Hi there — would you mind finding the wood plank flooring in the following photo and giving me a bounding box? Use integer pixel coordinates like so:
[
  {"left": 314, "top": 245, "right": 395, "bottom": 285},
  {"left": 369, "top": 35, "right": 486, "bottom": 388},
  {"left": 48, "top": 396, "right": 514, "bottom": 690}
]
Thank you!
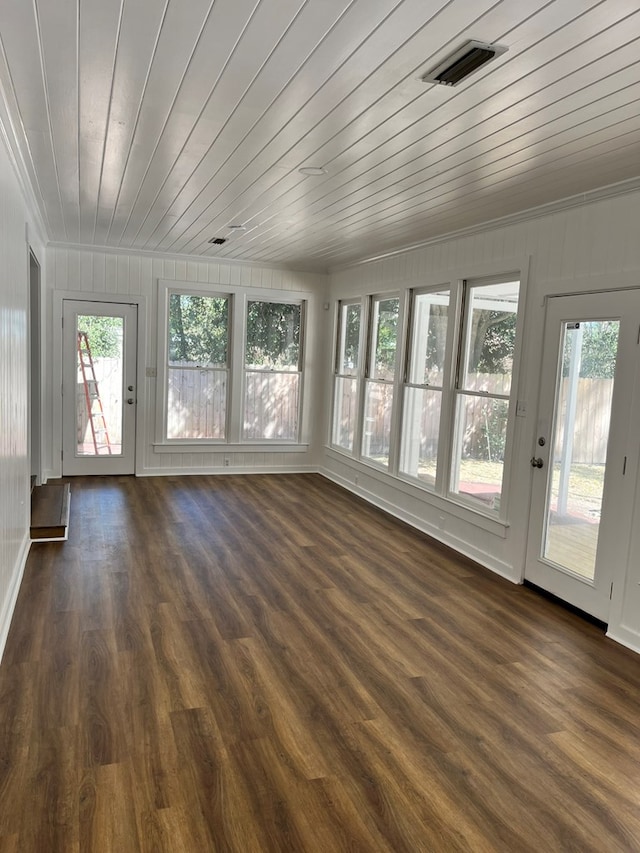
[{"left": 2, "top": 473, "right": 640, "bottom": 852}]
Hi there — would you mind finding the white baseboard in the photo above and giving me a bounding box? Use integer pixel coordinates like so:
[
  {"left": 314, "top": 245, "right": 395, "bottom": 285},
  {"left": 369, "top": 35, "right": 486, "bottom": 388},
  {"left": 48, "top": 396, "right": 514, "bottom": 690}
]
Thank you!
[
  {"left": 139, "top": 464, "right": 318, "bottom": 477},
  {"left": 0, "top": 533, "right": 31, "bottom": 665},
  {"left": 320, "top": 468, "right": 519, "bottom": 583},
  {"left": 606, "top": 625, "right": 640, "bottom": 656}
]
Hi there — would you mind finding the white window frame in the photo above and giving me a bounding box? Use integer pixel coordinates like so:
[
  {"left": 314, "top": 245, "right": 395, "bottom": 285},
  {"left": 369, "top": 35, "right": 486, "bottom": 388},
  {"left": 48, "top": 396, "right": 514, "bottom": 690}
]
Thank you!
[
  {"left": 243, "top": 297, "right": 305, "bottom": 443},
  {"left": 361, "top": 292, "right": 403, "bottom": 471},
  {"left": 155, "top": 279, "right": 309, "bottom": 451},
  {"left": 398, "top": 282, "right": 458, "bottom": 493},
  {"left": 330, "top": 298, "right": 365, "bottom": 454},
  {"left": 163, "top": 286, "right": 231, "bottom": 443}
]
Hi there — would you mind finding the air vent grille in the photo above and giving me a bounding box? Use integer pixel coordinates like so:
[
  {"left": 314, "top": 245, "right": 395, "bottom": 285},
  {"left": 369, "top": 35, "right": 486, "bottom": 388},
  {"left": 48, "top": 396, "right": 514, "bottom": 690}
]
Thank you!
[
  {"left": 422, "top": 40, "right": 507, "bottom": 87},
  {"left": 208, "top": 237, "right": 226, "bottom": 245}
]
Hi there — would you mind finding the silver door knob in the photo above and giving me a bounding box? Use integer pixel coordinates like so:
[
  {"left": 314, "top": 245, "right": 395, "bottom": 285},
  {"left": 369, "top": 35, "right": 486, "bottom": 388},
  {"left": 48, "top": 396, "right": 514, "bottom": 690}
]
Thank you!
[{"left": 530, "top": 456, "right": 544, "bottom": 468}]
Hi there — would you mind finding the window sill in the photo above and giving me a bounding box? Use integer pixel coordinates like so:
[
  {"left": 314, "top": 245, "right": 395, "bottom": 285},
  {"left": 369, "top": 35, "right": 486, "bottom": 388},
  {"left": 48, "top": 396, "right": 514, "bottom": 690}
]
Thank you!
[
  {"left": 153, "top": 442, "right": 310, "bottom": 454},
  {"left": 324, "top": 446, "right": 509, "bottom": 538}
]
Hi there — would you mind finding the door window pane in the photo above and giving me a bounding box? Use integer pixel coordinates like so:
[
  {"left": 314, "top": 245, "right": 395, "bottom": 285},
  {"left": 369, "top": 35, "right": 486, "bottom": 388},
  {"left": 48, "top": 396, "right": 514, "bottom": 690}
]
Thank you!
[
  {"left": 76, "top": 315, "right": 123, "bottom": 456},
  {"left": 543, "top": 320, "right": 619, "bottom": 580}
]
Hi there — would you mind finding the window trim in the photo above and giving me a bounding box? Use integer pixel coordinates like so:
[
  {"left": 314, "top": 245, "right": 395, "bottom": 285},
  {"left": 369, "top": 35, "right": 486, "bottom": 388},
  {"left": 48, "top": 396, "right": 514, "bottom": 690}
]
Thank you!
[{"left": 156, "top": 279, "right": 309, "bottom": 449}]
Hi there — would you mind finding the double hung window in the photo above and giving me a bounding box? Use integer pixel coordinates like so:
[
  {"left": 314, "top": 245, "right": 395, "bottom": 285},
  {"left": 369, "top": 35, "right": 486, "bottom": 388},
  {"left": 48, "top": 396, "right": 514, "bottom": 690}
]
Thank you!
[
  {"left": 400, "top": 288, "right": 451, "bottom": 489},
  {"left": 450, "top": 280, "right": 519, "bottom": 511},
  {"left": 332, "top": 301, "right": 362, "bottom": 452},
  {"left": 167, "top": 292, "right": 229, "bottom": 440},
  {"left": 159, "top": 283, "right": 306, "bottom": 446},
  {"left": 362, "top": 296, "right": 400, "bottom": 468},
  {"left": 244, "top": 300, "right": 303, "bottom": 441}
]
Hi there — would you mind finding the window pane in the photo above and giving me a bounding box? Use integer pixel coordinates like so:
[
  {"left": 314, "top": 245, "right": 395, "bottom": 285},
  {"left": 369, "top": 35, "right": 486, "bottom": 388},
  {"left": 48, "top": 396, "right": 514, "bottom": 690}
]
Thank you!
[
  {"left": 169, "top": 293, "right": 228, "bottom": 367},
  {"left": 463, "top": 282, "right": 519, "bottom": 394},
  {"left": 370, "top": 297, "right": 399, "bottom": 381},
  {"left": 167, "top": 368, "right": 227, "bottom": 439},
  {"left": 408, "top": 291, "right": 449, "bottom": 385},
  {"left": 244, "top": 371, "right": 299, "bottom": 440},
  {"left": 400, "top": 387, "right": 442, "bottom": 487},
  {"left": 451, "top": 395, "right": 509, "bottom": 510},
  {"left": 76, "top": 315, "right": 124, "bottom": 456},
  {"left": 246, "top": 301, "right": 301, "bottom": 370},
  {"left": 362, "top": 381, "right": 394, "bottom": 467},
  {"left": 544, "top": 320, "right": 619, "bottom": 580},
  {"left": 332, "top": 376, "right": 358, "bottom": 451},
  {"left": 338, "top": 303, "right": 361, "bottom": 375}
]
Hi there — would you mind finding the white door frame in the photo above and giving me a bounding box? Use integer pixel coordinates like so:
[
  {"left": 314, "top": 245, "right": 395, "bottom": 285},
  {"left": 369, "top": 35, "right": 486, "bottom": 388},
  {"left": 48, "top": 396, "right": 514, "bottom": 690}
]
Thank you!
[
  {"left": 52, "top": 290, "right": 147, "bottom": 478},
  {"left": 524, "top": 288, "right": 640, "bottom": 621}
]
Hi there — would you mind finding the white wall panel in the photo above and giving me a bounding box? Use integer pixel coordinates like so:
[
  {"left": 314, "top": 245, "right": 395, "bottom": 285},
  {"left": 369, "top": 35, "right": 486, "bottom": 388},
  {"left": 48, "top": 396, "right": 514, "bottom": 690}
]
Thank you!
[
  {"left": 0, "top": 127, "right": 44, "bottom": 661},
  {"left": 45, "top": 247, "right": 328, "bottom": 479},
  {"left": 325, "top": 188, "right": 640, "bottom": 649}
]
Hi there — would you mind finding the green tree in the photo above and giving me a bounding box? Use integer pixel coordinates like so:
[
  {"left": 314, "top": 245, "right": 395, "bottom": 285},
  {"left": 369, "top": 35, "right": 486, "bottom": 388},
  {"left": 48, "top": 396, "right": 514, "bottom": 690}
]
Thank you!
[
  {"left": 168, "top": 294, "right": 228, "bottom": 366},
  {"left": 78, "top": 315, "right": 122, "bottom": 358}
]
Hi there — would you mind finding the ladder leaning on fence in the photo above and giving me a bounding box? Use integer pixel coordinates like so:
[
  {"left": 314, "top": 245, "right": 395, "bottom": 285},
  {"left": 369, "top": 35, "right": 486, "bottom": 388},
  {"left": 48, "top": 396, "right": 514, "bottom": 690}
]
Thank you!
[{"left": 77, "top": 331, "right": 113, "bottom": 455}]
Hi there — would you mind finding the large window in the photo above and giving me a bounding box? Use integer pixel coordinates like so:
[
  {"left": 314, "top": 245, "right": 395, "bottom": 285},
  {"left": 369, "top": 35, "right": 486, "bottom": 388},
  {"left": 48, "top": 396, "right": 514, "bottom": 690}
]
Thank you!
[
  {"left": 332, "top": 301, "right": 362, "bottom": 452},
  {"left": 243, "top": 300, "right": 302, "bottom": 441},
  {"left": 158, "top": 283, "right": 308, "bottom": 447},
  {"left": 331, "top": 275, "right": 521, "bottom": 520},
  {"left": 167, "top": 292, "right": 229, "bottom": 439},
  {"left": 400, "top": 288, "right": 450, "bottom": 488},
  {"left": 362, "top": 296, "right": 400, "bottom": 468}
]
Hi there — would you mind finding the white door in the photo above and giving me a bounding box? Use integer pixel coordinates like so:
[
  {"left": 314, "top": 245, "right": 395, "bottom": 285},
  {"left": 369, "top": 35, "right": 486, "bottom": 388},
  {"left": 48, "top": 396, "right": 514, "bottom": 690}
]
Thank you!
[
  {"left": 62, "top": 300, "right": 138, "bottom": 475},
  {"left": 525, "top": 290, "right": 640, "bottom": 622}
]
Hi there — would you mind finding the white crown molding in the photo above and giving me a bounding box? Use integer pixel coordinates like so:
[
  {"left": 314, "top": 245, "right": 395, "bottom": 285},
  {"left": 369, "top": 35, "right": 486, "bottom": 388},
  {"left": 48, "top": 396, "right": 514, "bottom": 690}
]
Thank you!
[
  {"left": 48, "top": 240, "right": 328, "bottom": 278},
  {"left": 330, "top": 175, "right": 640, "bottom": 274}
]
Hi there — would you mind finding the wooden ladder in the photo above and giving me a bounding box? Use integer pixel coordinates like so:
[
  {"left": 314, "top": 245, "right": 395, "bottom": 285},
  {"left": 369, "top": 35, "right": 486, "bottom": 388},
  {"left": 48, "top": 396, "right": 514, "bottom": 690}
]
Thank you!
[{"left": 77, "top": 331, "right": 112, "bottom": 455}]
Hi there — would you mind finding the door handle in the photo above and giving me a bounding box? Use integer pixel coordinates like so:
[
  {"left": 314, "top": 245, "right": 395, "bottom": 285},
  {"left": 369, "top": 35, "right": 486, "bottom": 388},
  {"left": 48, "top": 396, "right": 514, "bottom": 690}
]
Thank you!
[
  {"left": 530, "top": 457, "right": 544, "bottom": 469},
  {"left": 127, "top": 398, "right": 135, "bottom": 405}
]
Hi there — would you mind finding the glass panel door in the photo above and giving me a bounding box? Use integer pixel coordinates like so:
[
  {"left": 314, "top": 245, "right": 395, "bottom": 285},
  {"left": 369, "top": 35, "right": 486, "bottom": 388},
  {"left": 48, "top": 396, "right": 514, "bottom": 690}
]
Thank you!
[
  {"left": 525, "top": 291, "right": 640, "bottom": 621},
  {"left": 63, "top": 300, "right": 138, "bottom": 475},
  {"left": 543, "top": 321, "right": 619, "bottom": 580}
]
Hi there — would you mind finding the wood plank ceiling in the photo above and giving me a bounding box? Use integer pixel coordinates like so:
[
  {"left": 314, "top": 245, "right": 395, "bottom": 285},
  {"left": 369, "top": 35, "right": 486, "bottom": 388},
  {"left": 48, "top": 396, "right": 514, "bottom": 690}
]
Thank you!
[{"left": 0, "top": 0, "right": 639, "bottom": 271}]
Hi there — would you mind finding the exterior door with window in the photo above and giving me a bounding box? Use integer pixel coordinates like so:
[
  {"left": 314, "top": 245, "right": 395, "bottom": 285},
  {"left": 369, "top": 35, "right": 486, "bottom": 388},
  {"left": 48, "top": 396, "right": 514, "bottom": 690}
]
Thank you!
[
  {"left": 62, "top": 300, "right": 138, "bottom": 475},
  {"left": 524, "top": 290, "right": 640, "bottom": 621}
]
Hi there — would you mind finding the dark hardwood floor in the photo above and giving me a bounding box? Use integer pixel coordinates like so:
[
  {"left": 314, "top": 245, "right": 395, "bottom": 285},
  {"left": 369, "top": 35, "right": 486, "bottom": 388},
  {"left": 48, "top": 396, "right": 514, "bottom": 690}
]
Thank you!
[{"left": 1, "top": 473, "right": 640, "bottom": 852}]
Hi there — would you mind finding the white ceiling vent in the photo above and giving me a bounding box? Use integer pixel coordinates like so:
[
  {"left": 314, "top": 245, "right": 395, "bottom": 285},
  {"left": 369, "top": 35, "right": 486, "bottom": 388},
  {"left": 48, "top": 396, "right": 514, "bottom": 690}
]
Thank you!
[{"left": 421, "top": 40, "right": 508, "bottom": 86}]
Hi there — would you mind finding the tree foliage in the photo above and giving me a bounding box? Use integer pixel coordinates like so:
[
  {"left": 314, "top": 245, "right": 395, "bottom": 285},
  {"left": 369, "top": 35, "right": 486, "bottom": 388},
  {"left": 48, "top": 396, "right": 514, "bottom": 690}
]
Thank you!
[
  {"left": 168, "top": 294, "right": 228, "bottom": 366},
  {"left": 246, "top": 301, "right": 301, "bottom": 369},
  {"left": 78, "top": 315, "right": 122, "bottom": 359}
]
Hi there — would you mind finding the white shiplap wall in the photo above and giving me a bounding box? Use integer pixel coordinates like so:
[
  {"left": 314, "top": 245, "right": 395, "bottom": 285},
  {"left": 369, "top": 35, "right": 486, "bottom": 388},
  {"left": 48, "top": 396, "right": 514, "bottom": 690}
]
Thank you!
[
  {"left": 324, "top": 189, "right": 640, "bottom": 651},
  {"left": 45, "top": 248, "right": 328, "bottom": 478},
  {"left": 0, "top": 130, "right": 43, "bottom": 660}
]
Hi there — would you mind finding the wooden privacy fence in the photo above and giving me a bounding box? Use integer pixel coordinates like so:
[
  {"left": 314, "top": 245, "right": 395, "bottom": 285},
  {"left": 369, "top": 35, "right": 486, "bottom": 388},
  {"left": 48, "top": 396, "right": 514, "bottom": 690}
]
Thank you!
[
  {"left": 336, "top": 374, "right": 613, "bottom": 464},
  {"left": 166, "top": 365, "right": 299, "bottom": 440}
]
